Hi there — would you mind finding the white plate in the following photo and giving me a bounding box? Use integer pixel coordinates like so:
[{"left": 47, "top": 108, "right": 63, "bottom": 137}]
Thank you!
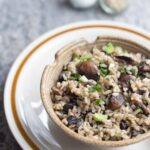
[{"left": 4, "top": 21, "right": 150, "bottom": 150}]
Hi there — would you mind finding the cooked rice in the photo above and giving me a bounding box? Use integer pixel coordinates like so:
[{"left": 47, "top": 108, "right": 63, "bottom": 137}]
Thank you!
[{"left": 51, "top": 42, "right": 150, "bottom": 141}]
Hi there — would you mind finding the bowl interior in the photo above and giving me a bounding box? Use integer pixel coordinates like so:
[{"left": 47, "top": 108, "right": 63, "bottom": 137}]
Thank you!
[{"left": 41, "top": 36, "right": 150, "bottom": 147}]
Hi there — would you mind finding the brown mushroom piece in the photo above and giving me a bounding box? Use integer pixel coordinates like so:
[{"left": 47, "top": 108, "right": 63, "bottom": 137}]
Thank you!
[
  {"left": 138, "top": 62, "right": 150, "bottom": 73},
  {"left": 107, "top": 94, "right": 125, "bottom": 110},
  {"left": 119, "top": 73, "right": 131, "bottom": 90},
  {"left": 115, "top": 56, "right": 134, "bottom": 64},
  {"left": 80, "top": 81, "right": 95, "bottom": 87},
  {"left": 77, "top": 61, "right": 99, "bottom": 80},
  {"left": 132, "top": 99, "right": 150, "bottom": 115},
  {"left": 130, "top": 128, "right": 140, "bottom": 138}
]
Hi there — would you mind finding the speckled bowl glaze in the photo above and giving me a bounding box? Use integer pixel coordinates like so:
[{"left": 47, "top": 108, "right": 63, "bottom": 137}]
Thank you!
[{"left": 40, "top": 36, "right": 150, "bottom": 147}]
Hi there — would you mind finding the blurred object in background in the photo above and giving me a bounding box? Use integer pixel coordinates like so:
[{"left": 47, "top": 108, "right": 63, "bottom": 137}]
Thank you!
[
  {"left": 69, "top": 0, "right": 128, "bottom": 15},
  {"left": 69, "top": 0, "right": 97, "bottom": 9},
  {"left": 99, "top": 0, "right": 128, "bottom": 15}
]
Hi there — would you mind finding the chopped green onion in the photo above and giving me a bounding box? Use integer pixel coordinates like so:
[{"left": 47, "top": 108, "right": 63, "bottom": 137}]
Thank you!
[
  {"left": 72, "top": 53, "right": 80, "bottom": 60},
  {"left": 99, "top": 59, "right": 104, "bottom": 64},
  {"left": 80, "top": 56, "right": 95, "bottom": 62},
  {"left": 95, "top": 99, "right": 104, "bottom": 106},
  {"left": 113, "top": 133, "right": 121, "bottom": 138},
  {"left": 119, "top": 65, "right": 126, "bottom": 73},
  {"left": 63, "top": 66, "right": 68, "bottom": 71},
  {"left": 104, "top": 42, "right": 114, "bottom": 54},
  {"left": 137, "top": 108, "right": 143, "bottom": 113},
  {"left": 69, "top": 73, "right": 80, "bottom": 80},
  {"left": 99, "top": 67, "right": 109, "bottom": 77},
  {"left": 93, "top": 113, "right": 108, "bottom": 122},
  {"left": 130, "top": 68, "right": 136, "bottom": 76},
  {"left": 88, "top": 84, "right": 103, "bottom": 92},
  {"left": 79, "top": 75, "right": 88, "bottom": 82}
]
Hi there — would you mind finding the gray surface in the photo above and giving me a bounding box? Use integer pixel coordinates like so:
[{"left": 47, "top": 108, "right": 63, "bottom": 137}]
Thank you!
[{"left": 0, "top": 0, "right": 150, "bottom": 149}]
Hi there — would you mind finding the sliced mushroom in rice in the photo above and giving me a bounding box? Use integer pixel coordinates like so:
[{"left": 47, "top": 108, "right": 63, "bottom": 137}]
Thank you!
[
  {"left": 138, "top": 62, "right": 150, "bottom": 74},
  {"left": 118, "top": 73, "right": 132, "bottom": 90},
  {"left": 131, "top": 99, "right": 150, "bottom": 115},
  {"left": 107, "top": 94, "right": 125, "bottom": 110},
  {"left": 77, "top": 61, "right": 99, "bottom": 80},
  {"left": 115, "top": 55, "right": 134, "bottom": 64}
]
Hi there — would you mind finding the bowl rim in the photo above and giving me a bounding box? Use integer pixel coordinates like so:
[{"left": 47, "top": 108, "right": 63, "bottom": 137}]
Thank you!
[{"left": 41, "top": 36, "right": 150, "bottom": 147}]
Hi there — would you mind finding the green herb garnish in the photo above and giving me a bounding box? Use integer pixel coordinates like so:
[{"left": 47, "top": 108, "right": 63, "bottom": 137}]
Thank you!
[
  {"left": 130, "top": 68, "right": 136, "bottom": 76},
  {"left": 80, "top": 56, "right": 95, "bottom": 62},
  {"left": 137, "top": 108, "right": 143, "bottom": 113},
  {"left": 112, "top": 133, "right": 121, "bottom": 140},
  {"left": 119, "top": 65, "right": 126, "bottom": 73},
  {"left": 99, "top": 67, "right": 109, "bottom": 77},
  {"left": 72, "top": 53, "right": 80, "bottom": 60},
  {"left": 93, "top": 113, "right": 108, "bottom": 122},
  {"left": 79, "top": 75, "right": 88, "bottom": 82},
  {"left": 95, "top": 99, "right": 104, "bottom": 106},
  {"left": 69, "top": 73, "right": 80, "bottom": 80},
  {"left": 104, "top": 42, "right": 114, "bottom": 54},
  {"left": 99, "top": 59, "right": 104, "bottom": 64},
  {"left": 63, "top": 66, "right": 68, "bottom": 71},
  {"left": 89, "top": 84, "right": 103, "bottom": 92}
]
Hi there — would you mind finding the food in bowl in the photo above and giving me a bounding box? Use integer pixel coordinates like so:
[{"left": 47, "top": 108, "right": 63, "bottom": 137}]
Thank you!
[{"left": 50, "top": 41, "right": 150, "bottom": 141}]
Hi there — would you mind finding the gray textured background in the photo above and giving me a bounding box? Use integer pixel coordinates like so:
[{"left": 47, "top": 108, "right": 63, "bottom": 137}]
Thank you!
[{"left": 0, "top": 0, "right": 150, "bottom": 149}]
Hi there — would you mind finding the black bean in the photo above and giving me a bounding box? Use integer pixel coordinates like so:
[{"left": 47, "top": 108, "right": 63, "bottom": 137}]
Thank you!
[
  {"left": 58, "top": 73, "right": 64, "bottom": 82},
  {"left": 138, "top": 90, "right": 145, "bottom": 95},
  {"left": 63, "top": 103, "right": 74, "bottom": 113},
  {"left": 70, "top": 97, "right": 78, "bottom": 105},
  {"left": 67, "top": 93, "right": 78, "bottom": 104},
  {"left": 67, "top": 116, "right": 77, "bottom": 125},
  {"left": 120, "top": 120, "right": 129, "bottom": 130},
  {"left": 80, "top": 111, "right": 90, "bottom": 120},
  {"left": 107, "top": 94, "right": 125, "bottom": 110},
  {"left": 67, "top": 116, "right": 82, "bottom": 127}
]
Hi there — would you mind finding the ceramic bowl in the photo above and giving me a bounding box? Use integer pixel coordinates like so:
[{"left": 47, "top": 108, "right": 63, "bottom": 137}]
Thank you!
[{"left": 41, "top": 36, "right": 150, "bottom": 147}]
